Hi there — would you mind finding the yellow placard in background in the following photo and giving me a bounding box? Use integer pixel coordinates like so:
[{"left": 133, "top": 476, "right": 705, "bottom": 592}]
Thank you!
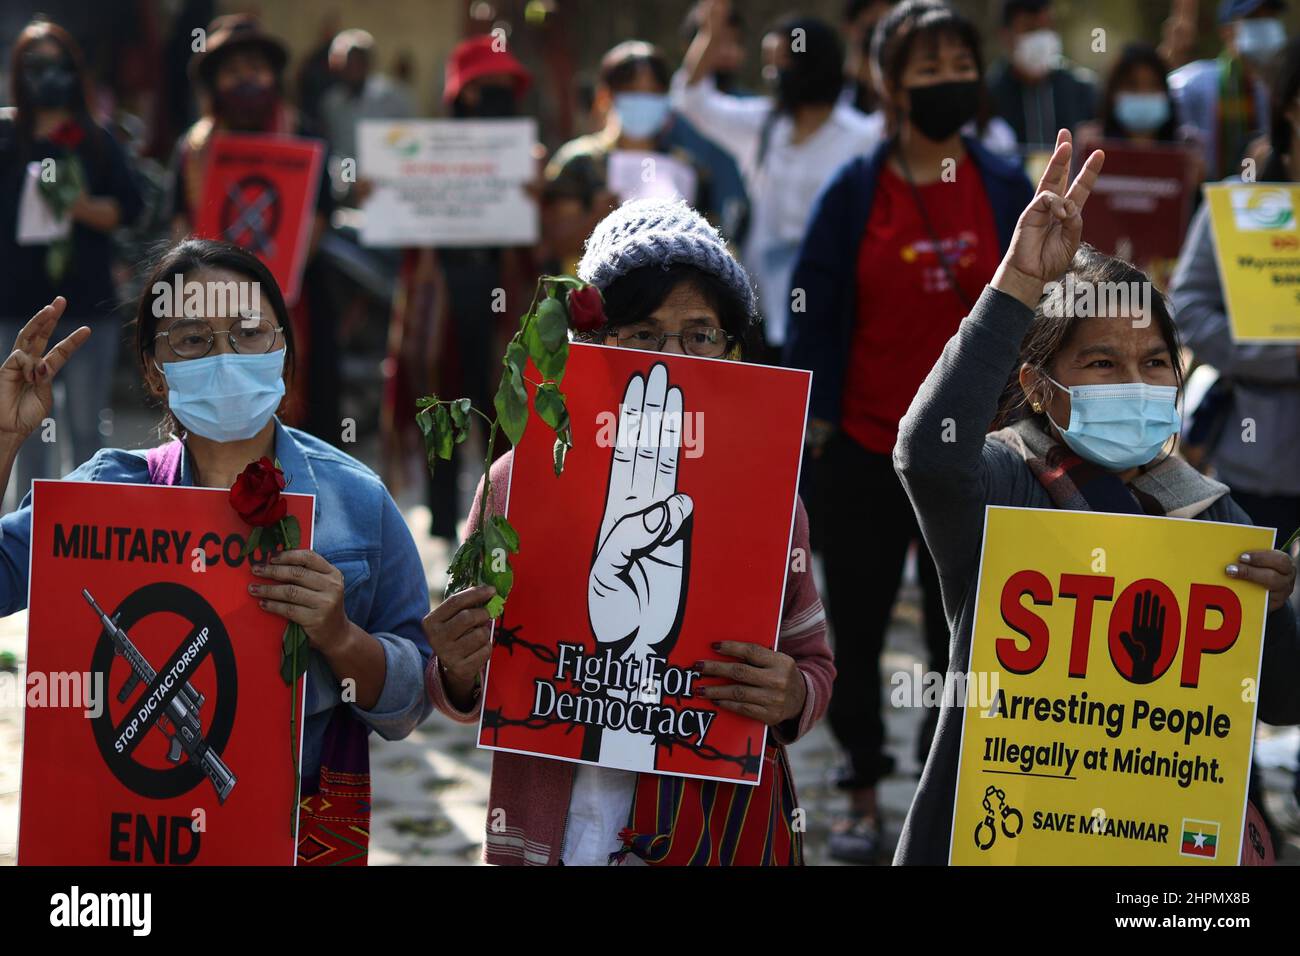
[
  {"left": 1204, "top": 183, "right": 1300, "bottom": 341},
  {"left": 950, "top": 507, "right": 1272, "bottom": 865}
]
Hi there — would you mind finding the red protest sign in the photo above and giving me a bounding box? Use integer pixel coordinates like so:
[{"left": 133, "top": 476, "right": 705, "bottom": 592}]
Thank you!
[
  {"left": 17, "top": 480, "right": 314, "bottom": 865},
  {"left": 1076, "top": 139, "right": 1198, "bottom": 275},
  {"left": 192, "top": 133, "right": 324, "bottom": 306},
  {"left": 478, "top": 344, "right": 811, "bottom": 784}
]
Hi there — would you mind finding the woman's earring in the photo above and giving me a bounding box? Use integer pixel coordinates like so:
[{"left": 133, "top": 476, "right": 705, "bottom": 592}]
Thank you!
[{"left": 1031, "top": 400, "right": 1043, "bottom": 414}]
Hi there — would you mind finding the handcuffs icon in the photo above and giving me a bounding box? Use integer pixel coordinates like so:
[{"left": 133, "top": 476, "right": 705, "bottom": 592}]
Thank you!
[{"left": 974, "top": 785, "right": 1024, "bottom": 850}]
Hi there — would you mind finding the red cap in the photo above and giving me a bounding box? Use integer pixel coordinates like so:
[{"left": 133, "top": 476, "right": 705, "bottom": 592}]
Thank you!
[{"left": 443, "top": 34, "right": 532, "bottom": 106}]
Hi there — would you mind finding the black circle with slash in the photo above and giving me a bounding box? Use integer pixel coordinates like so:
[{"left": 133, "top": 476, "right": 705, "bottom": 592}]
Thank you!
[{"left": 87, "top": 583, "right": 238, "bottom": 802}]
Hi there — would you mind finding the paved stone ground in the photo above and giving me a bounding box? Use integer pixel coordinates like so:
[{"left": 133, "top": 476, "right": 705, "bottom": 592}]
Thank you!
[{"left": 1, "top": 399, "right": 1297, "bottom": 866}]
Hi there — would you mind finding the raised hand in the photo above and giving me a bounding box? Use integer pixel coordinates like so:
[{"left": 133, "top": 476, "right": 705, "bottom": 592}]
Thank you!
[
  {"left": 1118, "top": 588, "right": 1165, "bottom": 684},
  {"left": 993, "top": 129, "right": 1106, "bottom": 309},
  {"left": 0, "top": 297, "right": 90, "bottom": 441}
]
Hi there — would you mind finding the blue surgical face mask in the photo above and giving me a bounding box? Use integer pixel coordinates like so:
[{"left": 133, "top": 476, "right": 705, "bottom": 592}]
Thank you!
[
  {"left": 613, "top": 92, "right": 671, "bottom": 139},
  {"left": 1041, "top": 374, "right": 1180, "bottom": 471},
  {"left": 1114, "top": 92, "right": 1170, "bottom": 133},
  {"left": 161, "top": 350, "right": 286, "bottom": 442},
  {"left": 1235, "top": 17, "right": 1287, "bottom": 65}
]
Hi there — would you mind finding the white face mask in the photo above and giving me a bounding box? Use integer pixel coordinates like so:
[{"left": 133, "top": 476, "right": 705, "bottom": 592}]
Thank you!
[
  {"left": 1012, "top": 29, "right": 1062, "bottom": 79},
  {"left": 1235, "top": 17, "right": 1287, "bottom": 66}
]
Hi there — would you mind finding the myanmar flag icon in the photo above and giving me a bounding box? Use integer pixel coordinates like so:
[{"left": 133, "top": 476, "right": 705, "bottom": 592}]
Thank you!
[{"left": 1180, "top": 819, "right": 1220, "bottom": 859}]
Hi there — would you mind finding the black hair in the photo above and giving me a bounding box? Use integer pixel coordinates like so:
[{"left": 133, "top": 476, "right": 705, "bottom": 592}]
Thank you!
[
  {"left": 766, "top": 16, "right": 844, "bottom": 107},
  {"left": 582, "top": 264, "right": 751, "bottom": 356},
  {"left": 872, "top": 1, "right": 985, "bottom": 92},
  {"left": 871, "top": 1, "right": 987, "bottom": 119},
  {"left": 680, "top": 2, "right": 744, "bottom": 44},
  {"left": 1000, "top": 0, "right": 1051, "bottom": 28},
  {"left": 844, "top": 0, "right": 892, "bottom": 23},
  {"left": 1100, "top": 43, "right": 1179, "bottom": 142},
  {"left": 135, "top": 239, "right": 295, "bottom": 436},
  {"left": 1263, "top": 36, "right": 1300, "bottom": 181},
  {"left": 599, "top": 41, "right": 670, "bottom": 92},
  {"left": 992, "top": 244, "right": 1184, "bottom": 429}
]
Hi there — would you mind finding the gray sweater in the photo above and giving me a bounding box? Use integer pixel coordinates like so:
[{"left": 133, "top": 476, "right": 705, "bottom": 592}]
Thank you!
[
  {"left": 891, "top": 284, "right": 1300, "bottom": 866},
  {"left": 1170, "top": 199, "right": 1300, "bottom": 497}
]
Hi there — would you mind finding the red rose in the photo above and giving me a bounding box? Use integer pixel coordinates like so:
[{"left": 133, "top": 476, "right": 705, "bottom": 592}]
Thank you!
[
  {"left": 566, "top": 285, "right": 606, "bottom": 333},
  {"left": 46, "top": 120, "right": 85, "bottom": 150},
  {"left": 229, "top": 457, "right": 287, "bottom": 526}
]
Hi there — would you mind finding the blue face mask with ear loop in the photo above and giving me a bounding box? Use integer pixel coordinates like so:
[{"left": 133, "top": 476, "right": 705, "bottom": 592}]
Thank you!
[
  {"left": 1235, "top": 17, "right": 1287, "bottom": 65},
  {"left": 1039, "top": 372, "right": 1181, "bottom": 471},
  {"left": 159, "top": 350, "right": 286, "bottom": 442},
  {"left": 612, "top": 92, "right": 672, "bottom": 139}
]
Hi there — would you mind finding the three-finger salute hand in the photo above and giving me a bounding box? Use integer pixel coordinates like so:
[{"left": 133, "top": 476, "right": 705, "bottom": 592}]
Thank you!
[
  {"left": 589, "top": 363, "right": 693, "bottom": 656},
  {"left": 0, "top": 297, "right": 90, "bottom": 440},
  {"left": 993, "top": 129, "right": 1106, "bottom": 309}
]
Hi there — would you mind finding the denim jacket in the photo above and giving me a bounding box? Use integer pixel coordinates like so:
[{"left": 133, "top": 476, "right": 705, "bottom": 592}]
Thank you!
[{"left": 0, "top": 419, "right": 433, "bottom": 781}]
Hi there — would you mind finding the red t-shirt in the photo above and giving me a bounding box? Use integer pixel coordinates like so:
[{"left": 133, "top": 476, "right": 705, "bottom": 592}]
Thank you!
[{"left": 840, "top": 156, "right": 1001, "bottom": 454}]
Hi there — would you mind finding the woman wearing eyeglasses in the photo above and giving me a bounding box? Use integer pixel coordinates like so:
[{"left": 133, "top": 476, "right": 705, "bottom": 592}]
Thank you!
[
  {"left": 423, "top": 198, "right": 835, "bottom": 866},
  {"left": 0, "top": 239, "right": 433, "bottom": 865}
]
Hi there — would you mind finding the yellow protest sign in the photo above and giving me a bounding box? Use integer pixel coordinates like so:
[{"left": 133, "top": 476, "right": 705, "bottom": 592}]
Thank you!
[
  {"left": 1204, "top": 183, "right": 1300, "bottom": 341},
  {"left": 950, "top": 507, "right": 1273, "bottom": 865}
]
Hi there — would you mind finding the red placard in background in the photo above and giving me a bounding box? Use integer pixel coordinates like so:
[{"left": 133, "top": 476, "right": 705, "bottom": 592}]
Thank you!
[
  {"left": 192, "top": 133, "right": 323, "bottom": 306},
  {"left": 18, "top": 481, "right": 313, "bottom": 865},
  {"left": 478, "top": 344, "right": 811, "bottom": 785},
  {"left": 1076, "top": 139, "right": 1199, "bottom": 277}
]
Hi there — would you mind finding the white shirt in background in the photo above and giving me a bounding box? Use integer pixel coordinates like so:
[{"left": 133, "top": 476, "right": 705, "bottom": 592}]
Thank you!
[{"left": 670, "top": 71, "right": 881, "bottom": 346}]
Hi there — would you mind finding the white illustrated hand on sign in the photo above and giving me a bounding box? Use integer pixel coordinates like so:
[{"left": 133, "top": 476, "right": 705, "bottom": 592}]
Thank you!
[{"left": 589, "top": 363, "right": 693, "bottom": 769}]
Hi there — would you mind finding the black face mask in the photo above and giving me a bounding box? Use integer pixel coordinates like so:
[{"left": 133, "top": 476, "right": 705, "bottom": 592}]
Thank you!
[
  {"left": 905, "top": 79, "right": 981, "bottom": 142},
  {"left": 215, "top": 80, "right": 278, "bottom": 130},
  {"left": 454, "top": 85, "right": 517, "bottom": 119},
  {"left": 713, "top": 70, "right": 739, "bottom": 95},
  {"left": 24, "top": 64, "right": 78, "bottom": 110}
]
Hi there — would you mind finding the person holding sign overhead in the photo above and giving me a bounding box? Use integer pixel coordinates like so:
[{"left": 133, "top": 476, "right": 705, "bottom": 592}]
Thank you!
[
  {"left": 892, "top": 128, "right": 1299, "bottom": 865},
  {"left": 0, "top": 240, "right": 433, "bottom": 865}
]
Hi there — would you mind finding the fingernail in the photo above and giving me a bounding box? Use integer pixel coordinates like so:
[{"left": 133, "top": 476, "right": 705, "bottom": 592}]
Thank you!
[
  {"left": 711, "top": 642, "right": 722, "bottom": 651},
  {"left": 643, "top": 504, "right": 666, "bottom": 532},
  {"left": 1226, "top": 564, "right": 1239, "bottom": 576},
  {"left": 248, "top": 584, "right": 258, "bottom": 594},
  {"left": 258, "top": 599, "right": 267, "bottom": 608},
  {"left": 1239, "top": 553, "right": 1251, "bottom": 563}
]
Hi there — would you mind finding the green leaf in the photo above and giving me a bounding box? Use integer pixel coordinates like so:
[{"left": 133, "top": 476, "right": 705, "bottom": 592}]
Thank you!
[
  {"left": 487, "top": 514, "right": 520, "bottom": 552},
  {"left": 445, "top": 531, "right": 485, "bottom": 598},
  {"left": 534, "top": 383, "right": 569, "bottom": 432},
  {"left": 279, "top": 623, "right": 310, "bottom": 685},
  {"left": 522, "top": 317, "right": 569, "bottom": 385},
  {"left": 416, "top": 407, "right": 439, "bottom": 475},
  {"left": 481, "top": 514, "right": 518, "bottom": 603},
  {"left": 494, "top": 344, "right": 529, "bottom": 446},
  {"left": 485, "top": 594, "right": 506, "bottom": 619},
  {"left": 535, "top": 298, "right": 568, "bottom": 351},
  {"left": 243, "top": 526, "right": 263, "bottom": 558},
  {"left": 553, "top": 427, "right": 573, "bottom": 477},
  {"left": 415, "top": 395, "right": 438, "bottom": 410},
  {"left": 433, "top": 403, "right": 454, "bottom": 460},
  {"left": 539, "top": 274, "right": 586, "bottom": 291},
  {"left": 281, "top": 515, "right": 302, "bottom": 551}
]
